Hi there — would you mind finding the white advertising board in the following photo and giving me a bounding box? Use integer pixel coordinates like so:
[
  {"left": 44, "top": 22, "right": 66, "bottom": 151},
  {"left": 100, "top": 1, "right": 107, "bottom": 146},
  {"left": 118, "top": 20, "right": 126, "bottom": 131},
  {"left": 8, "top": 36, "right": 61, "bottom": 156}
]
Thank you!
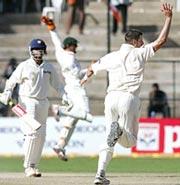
[{"left": 0, "top": 116, "right": 131, "bottom": 156}]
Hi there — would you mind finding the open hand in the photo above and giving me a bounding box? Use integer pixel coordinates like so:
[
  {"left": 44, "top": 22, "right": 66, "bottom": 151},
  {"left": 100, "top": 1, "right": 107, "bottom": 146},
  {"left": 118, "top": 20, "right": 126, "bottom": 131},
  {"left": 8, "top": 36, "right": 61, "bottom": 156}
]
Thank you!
[{"left": 161, "top": 3, "right": 173, "bottom": 17}]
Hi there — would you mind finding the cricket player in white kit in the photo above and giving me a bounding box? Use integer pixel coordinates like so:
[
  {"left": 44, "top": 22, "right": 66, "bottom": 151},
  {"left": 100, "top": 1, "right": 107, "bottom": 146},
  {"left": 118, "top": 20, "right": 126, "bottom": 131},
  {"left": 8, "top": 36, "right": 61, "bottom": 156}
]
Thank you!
[
  {"left": 0, "top": 39, "right": 65, "bottom": 177},
  {"left": 41, "top": 16, "right": 93, "bottom": 161},
  {"left": 81, "top": 3, "right": 173, "bottom": 184}
]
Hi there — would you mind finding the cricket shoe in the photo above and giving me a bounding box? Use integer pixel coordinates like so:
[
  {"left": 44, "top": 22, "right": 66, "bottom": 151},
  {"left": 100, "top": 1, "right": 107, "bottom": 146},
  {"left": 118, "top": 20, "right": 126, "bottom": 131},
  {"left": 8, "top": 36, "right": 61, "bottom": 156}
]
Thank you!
[
  {"left": 53, "top": 147, "right": 68, "bottom": 161},
  {"left": 107, "top": 121, "right": 123, "bottom": 147},
  {"left": 94, "top": 170, "right": 110, "bottom": 185},
  {"left": 25, "top": 167, "right": 42, "bottom": 177}
]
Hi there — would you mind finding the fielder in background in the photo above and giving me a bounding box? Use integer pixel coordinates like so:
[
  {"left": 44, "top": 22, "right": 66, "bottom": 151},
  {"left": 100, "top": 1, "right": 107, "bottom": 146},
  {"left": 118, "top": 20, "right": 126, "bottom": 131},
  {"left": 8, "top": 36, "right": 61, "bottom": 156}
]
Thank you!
[
  {"left": 111, "top": 0, "right": 133, "bottom": 34},
  {"left": 81, "top": 3, "right": 173, "bottom": 184},
  {"left": 0, "top": 39, "right": 65, "bottom": 177},
  {"left": 66, "top": 0, "right": 86, "bottom": 34},
  {"left": 147, "top": 83, "right": 171, "bottom": 118},
  {"left": 41, "top": 16, "right": 93, "bottom": 161}
]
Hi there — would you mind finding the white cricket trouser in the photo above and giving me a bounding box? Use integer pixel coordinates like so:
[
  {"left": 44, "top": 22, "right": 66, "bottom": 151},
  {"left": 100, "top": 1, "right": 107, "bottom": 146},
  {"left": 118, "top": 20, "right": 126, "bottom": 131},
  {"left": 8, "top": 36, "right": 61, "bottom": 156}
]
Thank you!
[
  {"left": 105, "top": 91, "right": 140, "bottom": 148},
  {"left": 57, "top": 85, "right": 89, "bottom": 148},
  {"left": 58, "top": 117, "right": 78, "bottom": 148},
  {"left": 19, "top": 96, "right": 49, "bottom": 169},
  {"left": 65, "top": 85, "right": 90, "bottom": 114},
  {"left": 97, "top": 91, "right": 140, "bottom": 174}
]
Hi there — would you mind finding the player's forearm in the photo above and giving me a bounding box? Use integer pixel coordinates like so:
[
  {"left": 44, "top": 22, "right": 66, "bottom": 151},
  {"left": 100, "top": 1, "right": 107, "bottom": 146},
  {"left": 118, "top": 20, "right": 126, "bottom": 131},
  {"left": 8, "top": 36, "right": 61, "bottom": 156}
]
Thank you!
[
  {"left": 153, "top": 3, "right": 173, "bottom": 52},
  {"left": 80, "top": 66, "right": 94, "bottom": 85},
  {"left": 52, "top": 81, "right": 65, "bottom": 99},
  {"left": 50, "top": 69, "right": 65, "bottom": 97},
  {"left": 153, "top": 17, "right": 172, "bottom": 51}
]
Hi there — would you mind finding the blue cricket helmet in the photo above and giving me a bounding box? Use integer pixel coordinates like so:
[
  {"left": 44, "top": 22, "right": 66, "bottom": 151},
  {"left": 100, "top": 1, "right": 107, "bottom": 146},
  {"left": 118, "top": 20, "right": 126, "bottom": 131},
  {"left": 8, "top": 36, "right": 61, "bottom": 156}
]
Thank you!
[{"left": 29, "top": 39, "right": 47, "bottom": 52}]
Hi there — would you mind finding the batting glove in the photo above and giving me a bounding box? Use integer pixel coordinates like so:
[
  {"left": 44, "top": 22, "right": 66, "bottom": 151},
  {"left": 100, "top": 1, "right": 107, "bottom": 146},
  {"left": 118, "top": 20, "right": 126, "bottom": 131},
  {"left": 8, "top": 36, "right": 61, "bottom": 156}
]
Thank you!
[
  {"left": 0, "top": 90, "right": 12, "bottom": 105},
  {"left": 41, "top": 16, "right": 56, "bottom": 31}
]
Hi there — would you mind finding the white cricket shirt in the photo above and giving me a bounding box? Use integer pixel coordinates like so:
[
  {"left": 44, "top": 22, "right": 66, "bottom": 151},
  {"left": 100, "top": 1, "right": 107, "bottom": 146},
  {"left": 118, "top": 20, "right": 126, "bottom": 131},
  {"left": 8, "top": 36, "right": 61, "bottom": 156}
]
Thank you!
[
  {"left": 92, "top": 43, "right": 154, "bottom": 96},
  {"left": 50, "top": 31, "right": 83, "bottom": 87},
  {"left": 4, "top": 58, "right": 64, "bottom": 100}
]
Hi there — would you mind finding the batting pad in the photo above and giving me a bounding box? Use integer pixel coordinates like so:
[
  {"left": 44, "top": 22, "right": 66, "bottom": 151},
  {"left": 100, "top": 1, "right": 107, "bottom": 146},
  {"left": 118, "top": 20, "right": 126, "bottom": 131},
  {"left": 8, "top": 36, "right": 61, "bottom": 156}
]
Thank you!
[{"left": 23, "top": 124, "right": 46, "bottom": 168}]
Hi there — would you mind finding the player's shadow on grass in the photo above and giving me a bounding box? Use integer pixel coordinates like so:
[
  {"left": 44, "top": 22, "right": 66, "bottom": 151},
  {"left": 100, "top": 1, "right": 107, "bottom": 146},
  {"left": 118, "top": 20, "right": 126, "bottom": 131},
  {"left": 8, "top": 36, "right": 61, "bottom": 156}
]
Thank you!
[{"left": 129, "top": 25, "right": 179, "bottom": 48}]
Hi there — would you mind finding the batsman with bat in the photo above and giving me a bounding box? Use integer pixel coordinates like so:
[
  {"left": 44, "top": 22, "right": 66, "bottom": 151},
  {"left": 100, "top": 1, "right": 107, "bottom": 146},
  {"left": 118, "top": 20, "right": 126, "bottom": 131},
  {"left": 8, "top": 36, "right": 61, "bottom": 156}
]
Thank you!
[
  {"left": 41, "top": 16, "right": 93, "bottom": 161},
  {"left": 0, "top": 39, "right": 65, "bottom": 177},
  {"left": 81, "top": 3, "right": 173, "bottom": 184}
]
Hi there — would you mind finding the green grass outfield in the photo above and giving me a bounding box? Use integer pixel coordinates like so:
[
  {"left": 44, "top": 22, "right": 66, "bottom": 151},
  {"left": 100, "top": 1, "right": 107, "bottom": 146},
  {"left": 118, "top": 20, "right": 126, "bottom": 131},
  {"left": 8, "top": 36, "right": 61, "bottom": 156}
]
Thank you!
[{"left": 0, "top": 156, "right": 180, "bottom": 173}]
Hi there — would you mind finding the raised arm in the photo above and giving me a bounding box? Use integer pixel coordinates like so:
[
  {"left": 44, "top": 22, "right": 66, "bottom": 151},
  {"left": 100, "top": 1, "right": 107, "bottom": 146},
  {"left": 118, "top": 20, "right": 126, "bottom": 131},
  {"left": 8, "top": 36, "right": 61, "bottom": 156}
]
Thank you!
[
  {"left": 41, "top": 16, "right": 64, "bottom": 52},
  {"left": 49, "top": 30, "right": 64, "bottom": 52},
  {"left": 152, "top": 3, "right": 173, "bottom": 52},
  {"left": 80, "top": 52, "right": 119, "bottom": 85}
]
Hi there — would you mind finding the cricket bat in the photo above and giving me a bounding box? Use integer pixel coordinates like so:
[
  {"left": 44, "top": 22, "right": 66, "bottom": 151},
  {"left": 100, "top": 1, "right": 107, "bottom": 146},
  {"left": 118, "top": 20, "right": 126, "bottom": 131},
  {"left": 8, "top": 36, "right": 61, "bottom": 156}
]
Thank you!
[{"left": 11, "top": 103, "right": 41, "bottom": 131}]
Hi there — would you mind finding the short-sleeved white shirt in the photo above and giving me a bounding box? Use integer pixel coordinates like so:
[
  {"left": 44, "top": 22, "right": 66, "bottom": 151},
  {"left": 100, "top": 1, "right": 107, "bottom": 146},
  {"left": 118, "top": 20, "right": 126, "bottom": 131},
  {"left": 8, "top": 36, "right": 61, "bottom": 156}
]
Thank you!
[{"left": 92, "top": 43, "right": 154, "bottom": 96}]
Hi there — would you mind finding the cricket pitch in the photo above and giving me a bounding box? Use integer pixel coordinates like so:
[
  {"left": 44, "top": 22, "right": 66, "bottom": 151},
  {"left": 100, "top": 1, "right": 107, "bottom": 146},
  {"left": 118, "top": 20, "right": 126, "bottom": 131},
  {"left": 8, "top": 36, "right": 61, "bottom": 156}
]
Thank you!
[{"left": 0, "top": 173, "right": 180, "bottom": 185}]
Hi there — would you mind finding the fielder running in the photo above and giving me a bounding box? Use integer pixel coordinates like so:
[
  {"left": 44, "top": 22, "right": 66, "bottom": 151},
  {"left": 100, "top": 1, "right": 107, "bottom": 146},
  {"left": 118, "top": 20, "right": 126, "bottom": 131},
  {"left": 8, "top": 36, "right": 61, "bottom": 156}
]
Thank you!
[
  {"left": 0, "top": 39, "right": 65, "bottom": 177},
  {"left": 41, "top": 16, "right": 93, "bottom": 161},
  {"left": 81, "top": 3, "right": 173, "bottom": 184}
]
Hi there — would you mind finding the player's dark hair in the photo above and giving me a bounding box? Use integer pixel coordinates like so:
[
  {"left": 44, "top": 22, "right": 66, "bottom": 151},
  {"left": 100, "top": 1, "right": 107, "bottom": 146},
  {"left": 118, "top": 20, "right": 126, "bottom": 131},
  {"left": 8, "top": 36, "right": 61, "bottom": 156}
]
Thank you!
[{"left": 125, "top": 29, "right": 143, "bottom": 43}]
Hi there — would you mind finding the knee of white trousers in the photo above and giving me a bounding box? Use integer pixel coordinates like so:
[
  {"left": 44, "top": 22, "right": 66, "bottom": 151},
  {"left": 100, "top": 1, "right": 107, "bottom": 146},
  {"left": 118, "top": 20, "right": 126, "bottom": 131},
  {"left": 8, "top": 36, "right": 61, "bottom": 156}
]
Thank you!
[
  {"left": 68, "top": 105, "right": 89, "bottom": 119},
  {"left": 62, "top": 117, "right": 78, "bottom": 128},
  {"left": 118, "top": 131, "right": 137, "bottom": 148}
]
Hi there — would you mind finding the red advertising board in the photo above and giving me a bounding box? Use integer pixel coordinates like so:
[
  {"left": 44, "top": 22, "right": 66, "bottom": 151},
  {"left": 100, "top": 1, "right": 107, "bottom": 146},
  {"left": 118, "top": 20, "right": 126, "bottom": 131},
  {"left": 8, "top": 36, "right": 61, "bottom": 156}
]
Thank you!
[{"left": 132, "top": 118, "right": 180, "bottom": 154}]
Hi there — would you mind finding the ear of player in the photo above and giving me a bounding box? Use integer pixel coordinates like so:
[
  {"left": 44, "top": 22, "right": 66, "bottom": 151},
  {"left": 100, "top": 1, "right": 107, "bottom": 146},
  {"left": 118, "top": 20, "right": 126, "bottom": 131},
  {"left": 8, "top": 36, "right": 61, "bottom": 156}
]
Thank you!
[{"left": 41, "top": 16, "right": 56, "bottom": 31}]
